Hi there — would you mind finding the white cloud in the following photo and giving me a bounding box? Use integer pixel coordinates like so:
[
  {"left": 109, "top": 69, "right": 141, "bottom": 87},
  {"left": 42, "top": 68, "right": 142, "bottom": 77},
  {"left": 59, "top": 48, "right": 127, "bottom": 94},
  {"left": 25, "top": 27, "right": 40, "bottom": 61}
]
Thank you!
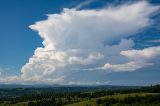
[
  {"left": 102, "top": 62, "right": 152, "bottom": 72},
  {"left": 68, "top": 52, "right": 104, "bottom": 65},
  {"left": 102, "top": 46, "right": 160, "bottom": 72},
  {"left": 0, "top": 76, "right": 20, "bottom": 84},
  {"left": 3, "top": 1, "right": 157, "bottom": 84},
  {"left": 20, "top": 1, "right": 159, "bottom": 84},
  {"left": 21, "top": 47, "right": 66, "bottom": 82},
  {"left": 29, "top": 1, "right": 159, "bottom": 51},
  {"left": 120, "top": 46, "right": 160, "bottom": 61}
]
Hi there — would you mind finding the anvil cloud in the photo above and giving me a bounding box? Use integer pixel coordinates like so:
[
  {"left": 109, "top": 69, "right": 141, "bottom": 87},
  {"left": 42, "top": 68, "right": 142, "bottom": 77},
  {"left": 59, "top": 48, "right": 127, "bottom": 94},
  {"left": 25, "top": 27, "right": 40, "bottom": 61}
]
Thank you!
[{"left": 19, "top": 1, "right": 160, "bottom": 84}]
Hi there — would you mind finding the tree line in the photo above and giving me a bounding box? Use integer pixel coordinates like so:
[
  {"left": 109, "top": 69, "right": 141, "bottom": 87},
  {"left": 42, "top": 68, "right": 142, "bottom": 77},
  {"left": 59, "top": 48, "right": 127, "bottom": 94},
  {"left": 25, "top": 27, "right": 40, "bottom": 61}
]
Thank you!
[{"left": 0, "top": 84, "right": 159, "bottom": 106}]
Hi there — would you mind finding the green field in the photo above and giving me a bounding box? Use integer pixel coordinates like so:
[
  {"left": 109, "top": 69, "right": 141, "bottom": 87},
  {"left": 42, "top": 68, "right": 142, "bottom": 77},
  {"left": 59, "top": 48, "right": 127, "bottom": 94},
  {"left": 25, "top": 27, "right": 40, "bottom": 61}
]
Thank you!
[{"left": 65, "top": 93, "right": 158, "bottom": 106}]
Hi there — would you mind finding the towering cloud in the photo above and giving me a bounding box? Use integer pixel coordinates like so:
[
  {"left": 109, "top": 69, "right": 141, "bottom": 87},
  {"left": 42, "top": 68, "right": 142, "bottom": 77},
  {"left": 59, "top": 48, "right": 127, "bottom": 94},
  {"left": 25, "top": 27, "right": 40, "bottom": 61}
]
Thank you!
[{"left": 19, "top": 1, "right": 160, "bottom": 84}]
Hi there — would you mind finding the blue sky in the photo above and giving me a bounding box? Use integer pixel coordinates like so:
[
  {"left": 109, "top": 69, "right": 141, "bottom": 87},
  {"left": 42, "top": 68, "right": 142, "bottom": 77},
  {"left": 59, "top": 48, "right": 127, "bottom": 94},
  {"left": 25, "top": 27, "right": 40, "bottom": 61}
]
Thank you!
[{"left": 0, "top": 0, "right": 160, "bottom": 85}]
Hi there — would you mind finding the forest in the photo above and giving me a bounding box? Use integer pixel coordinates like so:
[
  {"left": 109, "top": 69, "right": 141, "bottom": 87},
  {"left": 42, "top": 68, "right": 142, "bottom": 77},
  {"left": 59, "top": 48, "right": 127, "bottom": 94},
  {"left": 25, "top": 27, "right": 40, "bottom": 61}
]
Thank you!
[{"left": 0, "top": 85, "right": 159, "bottom": 106}]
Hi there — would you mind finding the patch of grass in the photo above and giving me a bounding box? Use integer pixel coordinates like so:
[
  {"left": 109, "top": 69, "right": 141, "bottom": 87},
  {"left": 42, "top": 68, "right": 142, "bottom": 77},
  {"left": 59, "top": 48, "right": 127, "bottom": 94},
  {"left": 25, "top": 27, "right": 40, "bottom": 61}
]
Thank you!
[{"left": 64, "top": 93, "right": 158, "bottom": 106}]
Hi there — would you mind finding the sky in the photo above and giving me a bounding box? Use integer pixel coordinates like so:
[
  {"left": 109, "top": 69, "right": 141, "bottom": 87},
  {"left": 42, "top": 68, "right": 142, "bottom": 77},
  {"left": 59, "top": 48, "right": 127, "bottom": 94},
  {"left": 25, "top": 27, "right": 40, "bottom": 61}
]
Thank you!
[{"left": 0, "top": 0, "right": 160, "bottom": 85}]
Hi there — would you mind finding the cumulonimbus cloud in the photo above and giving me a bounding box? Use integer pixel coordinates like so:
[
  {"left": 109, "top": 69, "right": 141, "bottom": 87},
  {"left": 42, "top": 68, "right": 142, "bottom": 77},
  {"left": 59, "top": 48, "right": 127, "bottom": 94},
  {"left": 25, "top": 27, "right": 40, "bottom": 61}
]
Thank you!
[{"left": 18, "top": 1, "right": 160, "bottom": 84}]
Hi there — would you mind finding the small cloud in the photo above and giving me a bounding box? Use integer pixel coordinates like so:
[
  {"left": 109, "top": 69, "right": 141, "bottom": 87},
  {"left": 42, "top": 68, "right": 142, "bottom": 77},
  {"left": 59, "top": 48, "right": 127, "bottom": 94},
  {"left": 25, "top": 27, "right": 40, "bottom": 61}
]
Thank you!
[
  {"left": 68, "top": 52, "right": 104, "bottom": 65},
  {"left": 101, "top": 62, "right": 152, "bottom": 72},
  {"left": 68, "top": 81, "right": 110, "bottom": 85},
  {"left": 102, "top": 46, "right": 160, "bottom": 72}
]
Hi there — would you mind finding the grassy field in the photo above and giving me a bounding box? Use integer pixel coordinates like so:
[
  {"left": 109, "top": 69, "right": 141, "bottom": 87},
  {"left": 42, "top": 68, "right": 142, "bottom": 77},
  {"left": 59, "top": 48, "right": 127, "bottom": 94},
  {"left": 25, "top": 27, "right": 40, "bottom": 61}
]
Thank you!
[{"left": 64, "top": 93, "right": 158, "bottom": 106}]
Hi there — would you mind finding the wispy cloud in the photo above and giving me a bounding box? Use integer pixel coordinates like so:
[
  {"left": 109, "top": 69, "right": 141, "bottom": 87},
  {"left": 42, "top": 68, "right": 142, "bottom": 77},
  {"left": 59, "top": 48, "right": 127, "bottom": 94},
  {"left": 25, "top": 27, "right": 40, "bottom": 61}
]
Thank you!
[
  {"left": 146, "top": 39, "right": 160, "bottom": 43},
  {"left": 75, "top": 0, "right": 97, "bottom": 9}
]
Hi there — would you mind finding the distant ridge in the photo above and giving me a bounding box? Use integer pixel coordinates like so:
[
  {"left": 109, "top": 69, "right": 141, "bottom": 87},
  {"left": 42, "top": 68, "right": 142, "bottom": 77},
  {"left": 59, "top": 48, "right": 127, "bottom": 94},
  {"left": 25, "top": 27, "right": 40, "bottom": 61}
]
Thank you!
[
  {"left": 0, "top": 84, "right": 141, "bottom": 89},
  {"left": 0, "top": 84, "right": 61, "bottom": 88}
]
